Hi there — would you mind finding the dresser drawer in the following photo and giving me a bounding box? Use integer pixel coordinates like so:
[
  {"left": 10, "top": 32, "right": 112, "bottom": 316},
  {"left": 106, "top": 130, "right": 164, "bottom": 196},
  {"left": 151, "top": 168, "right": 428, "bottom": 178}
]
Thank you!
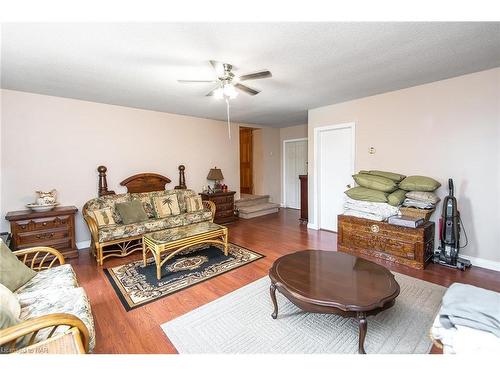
[
  {"left": 14, "top": 216, "right": 71, "bottom": 233},
  {"left": 211, "top": 196, "right": 233, "bottom": 204},
  {"left": 16, "top": 229, "right": 70, "bottom": 247},
  {"left": 216, "top": 202, "right": 234, "bottom": 211},
  {"left": 215, "top": 210, "right": 234, "bottom": 219}
]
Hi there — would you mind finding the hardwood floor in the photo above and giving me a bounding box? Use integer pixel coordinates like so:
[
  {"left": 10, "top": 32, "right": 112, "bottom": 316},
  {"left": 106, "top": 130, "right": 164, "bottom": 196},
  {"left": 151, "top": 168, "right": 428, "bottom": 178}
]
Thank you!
[{"left": 69, "top": 209, "right": 500, "bottom": 354}]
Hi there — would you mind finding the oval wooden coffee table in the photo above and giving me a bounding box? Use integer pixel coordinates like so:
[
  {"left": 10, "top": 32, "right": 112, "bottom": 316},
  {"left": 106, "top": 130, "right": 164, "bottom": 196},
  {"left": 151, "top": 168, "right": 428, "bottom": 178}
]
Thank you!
[{"left": 269, "top": 250, "right": 400, "bottom": 354}]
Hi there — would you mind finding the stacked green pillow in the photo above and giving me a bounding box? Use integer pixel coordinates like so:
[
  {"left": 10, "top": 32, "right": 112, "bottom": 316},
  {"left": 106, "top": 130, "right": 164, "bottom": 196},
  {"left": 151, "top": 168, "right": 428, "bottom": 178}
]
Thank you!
[{"left": 345, "top": 171, "right": 440, "bottom": 207}]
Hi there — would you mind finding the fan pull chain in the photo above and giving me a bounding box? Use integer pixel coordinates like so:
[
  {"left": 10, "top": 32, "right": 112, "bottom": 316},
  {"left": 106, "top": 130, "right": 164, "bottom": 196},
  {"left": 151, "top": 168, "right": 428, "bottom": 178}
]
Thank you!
[{"left": 225, "top": 97, "right": 231, "bottom": 139}]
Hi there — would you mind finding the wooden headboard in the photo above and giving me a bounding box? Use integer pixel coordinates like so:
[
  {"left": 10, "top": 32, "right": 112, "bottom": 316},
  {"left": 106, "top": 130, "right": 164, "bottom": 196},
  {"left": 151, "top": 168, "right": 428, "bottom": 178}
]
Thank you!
[
  {"left": 120, "top": 173, "right": 171, "bottom": 193},
  {"left": 97, "top": 165, "right": 186, "bottom": 196}
]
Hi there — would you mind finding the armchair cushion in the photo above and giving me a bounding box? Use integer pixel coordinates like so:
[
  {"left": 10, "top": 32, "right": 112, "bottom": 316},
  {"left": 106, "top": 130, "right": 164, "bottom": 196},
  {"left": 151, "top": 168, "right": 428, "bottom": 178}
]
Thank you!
[
  {"left": 0, "top": 239, "right": 37, "bottom": 292},
  {"left": 15, "top": 264, "right": 78, "bottom": 298},
  {"left": 18, "top": 287, "right": 96, "bottom": 351}
]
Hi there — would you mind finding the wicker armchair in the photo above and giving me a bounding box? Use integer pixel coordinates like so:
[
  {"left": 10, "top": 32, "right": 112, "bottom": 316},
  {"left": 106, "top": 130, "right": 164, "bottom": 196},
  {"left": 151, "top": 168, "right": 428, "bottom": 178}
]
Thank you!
[{"left": 0, "top": 247, "right": 90, "bottom": 353}]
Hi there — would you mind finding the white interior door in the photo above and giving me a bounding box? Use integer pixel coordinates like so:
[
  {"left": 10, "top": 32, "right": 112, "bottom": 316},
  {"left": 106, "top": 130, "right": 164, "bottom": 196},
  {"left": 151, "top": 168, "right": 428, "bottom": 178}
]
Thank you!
[
  {"left": 284, "top": 139, "right": 308, "bottom": 209},
  {"left": 317, "top": 125, "right": 354, "bottom": 231}
]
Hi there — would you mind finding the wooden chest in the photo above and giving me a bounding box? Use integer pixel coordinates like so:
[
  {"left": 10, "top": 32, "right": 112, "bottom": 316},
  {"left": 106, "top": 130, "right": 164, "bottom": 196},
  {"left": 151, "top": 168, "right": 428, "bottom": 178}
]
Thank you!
[
  {"left": 199, "top": 191, "right": 237, "bottom": 224},
  {"left": 5, "top": 206, "right": 79, "bottom": 259},
  {"left": 337, "top": 214, "right": 434, "bottom": 269}
]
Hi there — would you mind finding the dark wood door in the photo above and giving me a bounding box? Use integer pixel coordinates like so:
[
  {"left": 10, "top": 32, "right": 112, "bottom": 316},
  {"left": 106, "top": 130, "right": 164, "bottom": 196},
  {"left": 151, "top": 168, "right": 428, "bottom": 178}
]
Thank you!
[{"left": 240, "top": 127, "right": 253, "bottom": 194}]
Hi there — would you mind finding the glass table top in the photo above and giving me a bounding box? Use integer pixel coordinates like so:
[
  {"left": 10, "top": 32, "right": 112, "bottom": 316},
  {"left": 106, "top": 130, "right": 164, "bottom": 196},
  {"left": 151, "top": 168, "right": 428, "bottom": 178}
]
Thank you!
[{"left": 144, "top": 221, "right": 225, "bottom": 244}]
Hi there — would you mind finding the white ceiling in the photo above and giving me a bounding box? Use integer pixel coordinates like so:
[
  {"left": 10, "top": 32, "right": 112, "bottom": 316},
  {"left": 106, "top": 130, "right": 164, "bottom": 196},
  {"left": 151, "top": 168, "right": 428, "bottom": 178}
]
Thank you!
[{"left": 2, "top": 22, "right": 500, "bottom": 127}]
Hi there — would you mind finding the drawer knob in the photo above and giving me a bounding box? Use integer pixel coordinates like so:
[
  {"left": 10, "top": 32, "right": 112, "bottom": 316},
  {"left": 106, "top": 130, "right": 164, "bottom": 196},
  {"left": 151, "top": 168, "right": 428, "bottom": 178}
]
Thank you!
[
  {"left": 370, "top": 224, "right": 380, "bottom": 233},
  {"left": 43, "top": 222, "right": 47, "bottom": 226}
]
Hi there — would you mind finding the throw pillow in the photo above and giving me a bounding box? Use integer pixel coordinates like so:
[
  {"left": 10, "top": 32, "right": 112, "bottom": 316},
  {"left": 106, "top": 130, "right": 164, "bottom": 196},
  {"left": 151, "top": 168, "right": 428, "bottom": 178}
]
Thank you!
[
  {"left": 353, "top": 174, "right": 398, "bottom": 193},
  {"left": 153, "top": 193, "right": 181, "bottom": 218},
  {"left": 0, "top": 283, "right": 21, "bottom": 321},
  {"left": 130, "top": 193, "right": 155, "bottom": 218},
  {"left": 115, "top": 200, "right": 149, "bottom": 224},
  {"left": 387, "top": 189, "right": 408, "bottom": 206},
  {"left": 406, "top": 191, "right": 441, "bottom": 204},
  {"left": 0, "top": 239, "right": 37, "bottom": 292},
  {"left": 399, "top": 176, "right": 441, "bottom": 192},
  {"left": 92, "top": 208, "right": 116, "bottom": 227},
  {"left": 186, "top": 196, "right": 204, "bottom": 213},
  {"left": 345, "top": 187, "right": 389, "bottom": 203},
  {"left": 360, "top": 170, "right": 406, "bottom": 183}
]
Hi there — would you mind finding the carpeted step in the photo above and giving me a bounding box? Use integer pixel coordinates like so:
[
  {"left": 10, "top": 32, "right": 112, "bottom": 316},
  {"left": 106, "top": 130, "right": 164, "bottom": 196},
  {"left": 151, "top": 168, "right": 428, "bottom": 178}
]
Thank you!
[
  {"left": 238, "top": 202, "right": 280, "bottom": 219},
  {"left": 235, "top": 194, "right": 270, "bottom": 208}
]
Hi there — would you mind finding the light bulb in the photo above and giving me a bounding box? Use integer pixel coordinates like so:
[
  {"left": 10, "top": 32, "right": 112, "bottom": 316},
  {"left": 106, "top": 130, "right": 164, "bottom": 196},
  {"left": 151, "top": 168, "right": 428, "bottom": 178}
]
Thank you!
[
  {"left": 223, "top": 84, "right": 238, "bottom": 99},
  {"left": 213, "top": 87, "right": 223, "bottom": 99}
]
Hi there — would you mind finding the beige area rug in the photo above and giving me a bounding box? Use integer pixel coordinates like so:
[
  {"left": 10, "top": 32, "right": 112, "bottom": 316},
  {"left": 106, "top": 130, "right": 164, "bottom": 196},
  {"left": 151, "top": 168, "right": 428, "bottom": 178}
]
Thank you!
[{"left": 161, "top": 273, "right": 446, "bottom": 353}]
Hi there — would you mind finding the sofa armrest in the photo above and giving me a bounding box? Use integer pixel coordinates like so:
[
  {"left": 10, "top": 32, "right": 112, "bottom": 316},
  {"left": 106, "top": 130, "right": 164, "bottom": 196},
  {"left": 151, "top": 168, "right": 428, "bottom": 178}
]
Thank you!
[
  {"left": 202, "top": 200, "right": 216, "bottom": 221},
  {"left": 13, "top": 246, "right": 65, "bottom": 271},
  {"left": 83, "top": 208, "right": 99, "bottom": 244},
  {"left": 0, "top": 313, "right": 90, "bottom": 354}
]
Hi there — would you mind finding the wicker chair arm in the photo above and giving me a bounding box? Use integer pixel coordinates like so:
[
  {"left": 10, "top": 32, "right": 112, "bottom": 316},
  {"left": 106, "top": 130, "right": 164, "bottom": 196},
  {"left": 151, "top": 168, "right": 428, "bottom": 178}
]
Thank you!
[
  {"left": 202, "top": 200, "right": 216, "bottom": 221},
  {"left": 0, "top": 313, "right": 90, "bottom": 353},
  {"left": 82, "top": 207, "right": 99, "bottom": 243},
  {"left": 13, "top": 246, "right": 65, "bottom": 270}
]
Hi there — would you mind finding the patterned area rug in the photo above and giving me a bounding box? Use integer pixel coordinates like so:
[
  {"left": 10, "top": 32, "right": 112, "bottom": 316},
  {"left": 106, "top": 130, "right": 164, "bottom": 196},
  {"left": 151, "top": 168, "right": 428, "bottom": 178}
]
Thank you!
[
  {"left": 161, "top": 273, "right": 446, "bottom": 354},
  {"left": 105, "top": 243, "right": 263, "bottom": 310}
]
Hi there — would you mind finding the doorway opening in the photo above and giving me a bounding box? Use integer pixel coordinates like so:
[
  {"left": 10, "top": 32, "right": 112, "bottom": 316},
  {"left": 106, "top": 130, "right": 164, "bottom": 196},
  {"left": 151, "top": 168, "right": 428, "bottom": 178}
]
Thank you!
[{"left": 283, "top": 138, "right": 308, "bottom": 209}]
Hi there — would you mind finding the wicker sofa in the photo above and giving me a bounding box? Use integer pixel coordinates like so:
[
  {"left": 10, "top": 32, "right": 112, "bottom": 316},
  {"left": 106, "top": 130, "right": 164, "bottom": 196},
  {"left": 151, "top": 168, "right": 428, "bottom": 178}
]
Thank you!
[
  {"left": 83, "top": 189, "right": 215, "bottom": 265},
  {"left": 0, "top": 246, "right": 94, "bottom": 353}
]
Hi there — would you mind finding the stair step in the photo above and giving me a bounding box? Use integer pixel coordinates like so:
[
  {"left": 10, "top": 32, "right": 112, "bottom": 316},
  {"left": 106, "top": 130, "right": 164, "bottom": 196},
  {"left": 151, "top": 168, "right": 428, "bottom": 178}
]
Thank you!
[
  {"left": 235, "top": 194, "right": 270, "bottom": 207},
  {"left": 238, "top": 202, "right": 280, "bottom": 219}
]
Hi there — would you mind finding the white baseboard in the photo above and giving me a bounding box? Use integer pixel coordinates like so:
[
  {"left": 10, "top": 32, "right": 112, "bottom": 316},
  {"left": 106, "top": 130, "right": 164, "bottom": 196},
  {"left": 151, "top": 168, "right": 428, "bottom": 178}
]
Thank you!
[
  {"left": 76, "top": 240, "right": 91, "bottom": 250},
  {"left": 307, "top": 223, "right": 319, "bottom": 230},
  {"left": 460, "top": 255, "right": 500, "bottom": 272}
]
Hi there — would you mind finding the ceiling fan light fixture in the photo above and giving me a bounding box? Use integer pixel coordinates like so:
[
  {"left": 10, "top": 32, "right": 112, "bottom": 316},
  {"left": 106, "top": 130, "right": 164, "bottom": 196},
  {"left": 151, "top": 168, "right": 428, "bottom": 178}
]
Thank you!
[{"left": 223, "top": 84, "right": 238, "bottom": 99}]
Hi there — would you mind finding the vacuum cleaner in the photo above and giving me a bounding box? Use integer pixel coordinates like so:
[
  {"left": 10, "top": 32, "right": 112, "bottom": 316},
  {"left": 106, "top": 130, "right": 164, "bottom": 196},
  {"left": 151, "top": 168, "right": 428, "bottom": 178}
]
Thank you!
[{"left": 433, "top": 178, "right": 471, "bottom": 270}]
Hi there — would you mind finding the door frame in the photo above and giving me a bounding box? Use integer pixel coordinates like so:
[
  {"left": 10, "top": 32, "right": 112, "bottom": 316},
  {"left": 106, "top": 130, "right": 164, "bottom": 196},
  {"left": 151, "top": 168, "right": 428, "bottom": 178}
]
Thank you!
[
  {"left": 282, "top": 137, "right": 308, "bottom": 209},
  {"left": 312, "top": 122, "right": 356, "bottom": 231}
]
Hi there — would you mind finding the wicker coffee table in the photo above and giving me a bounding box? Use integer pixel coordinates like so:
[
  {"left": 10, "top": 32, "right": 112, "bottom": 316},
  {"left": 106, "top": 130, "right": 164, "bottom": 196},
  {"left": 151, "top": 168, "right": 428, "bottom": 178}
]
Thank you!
[{"left": 142, "top": 221, "right": 228, "bottom": 280}]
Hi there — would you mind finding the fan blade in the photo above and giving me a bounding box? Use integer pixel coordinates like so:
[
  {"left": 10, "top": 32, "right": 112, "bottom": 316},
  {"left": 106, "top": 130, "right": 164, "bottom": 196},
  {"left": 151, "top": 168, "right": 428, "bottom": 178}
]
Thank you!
[
  {"left": 178, "top": 79, "right": 216, "bottom": 83},
  {"left": 209, "top": 60, "right": 225, "bottom": 77},
  {"left": 234, "top": 83, "right": 260, "bottom": 96},
  {"left": 206, "top": 86, "right": 219, "bottom": 96},
  {"left": 238, "top": 70, "right": 272, "bottom": 81}
]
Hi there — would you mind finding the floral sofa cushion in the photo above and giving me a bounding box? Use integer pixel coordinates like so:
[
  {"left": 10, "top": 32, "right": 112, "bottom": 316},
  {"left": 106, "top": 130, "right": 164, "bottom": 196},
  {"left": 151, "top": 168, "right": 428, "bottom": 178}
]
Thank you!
[
  {"left": 15, "top": 264, "right": 78, "bottom": 298},
  {"left": 14, "top": 264, "right": 95, "bottom": 352},
  {"left": 17, "top": 287, "right": 96, "bottom": 351},
  {"left": 98, "top": 209, "right": 213, "bottom": 242}
]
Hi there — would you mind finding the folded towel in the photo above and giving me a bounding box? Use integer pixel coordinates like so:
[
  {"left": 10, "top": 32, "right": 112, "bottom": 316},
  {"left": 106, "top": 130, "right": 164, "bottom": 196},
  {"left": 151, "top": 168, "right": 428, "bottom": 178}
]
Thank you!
[
  {"left": 344, "top": 197, "right": 400, "bottom": 220},
  {"left": 343, "top": 209, "right": 384, "bottom": 222},
  {"left": 439, "top": 283, "right": 500, "bottom": 337},
  {"left": 403, "top": 198, "right": 435, "bottom": 209}
]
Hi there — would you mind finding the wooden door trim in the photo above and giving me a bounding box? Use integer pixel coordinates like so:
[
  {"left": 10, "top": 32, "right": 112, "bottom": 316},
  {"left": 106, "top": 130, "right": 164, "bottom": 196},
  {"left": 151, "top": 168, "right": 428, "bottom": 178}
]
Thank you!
[
  {"left": 282, "top": 138, "right": 308, "bottom": 209},
  {"left": 311, "top": 122, "right": 356, "bottom": 231}
]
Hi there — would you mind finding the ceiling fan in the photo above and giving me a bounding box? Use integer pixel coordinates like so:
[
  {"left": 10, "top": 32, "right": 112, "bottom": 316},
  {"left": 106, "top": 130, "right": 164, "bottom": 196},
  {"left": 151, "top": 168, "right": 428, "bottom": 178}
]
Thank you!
[
  {"left": 177, "top": 60, "right": 272, "bottom": 139},
  {"left": 178, "top": 60, "right": 272, "bottom": 99}
]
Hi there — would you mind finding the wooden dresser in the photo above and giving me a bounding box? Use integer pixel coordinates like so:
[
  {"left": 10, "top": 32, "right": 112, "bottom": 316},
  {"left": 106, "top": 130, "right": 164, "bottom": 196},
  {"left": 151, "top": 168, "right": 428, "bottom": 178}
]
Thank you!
[
  {"left": 337, "top": 214, "right": 434, "bottom": 269},
  {"left": 199, "top": 191, "right": 237, "bottom": 224},
  {"left": 5, "top": 206, "right": 78, "bottom": 259},
  {"left": 299, "top": 175, "right": 308, "bottom": 223}
]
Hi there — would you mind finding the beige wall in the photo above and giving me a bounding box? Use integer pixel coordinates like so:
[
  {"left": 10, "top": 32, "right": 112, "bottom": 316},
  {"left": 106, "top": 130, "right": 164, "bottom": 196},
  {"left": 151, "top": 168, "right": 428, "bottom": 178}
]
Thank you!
[
  {"left": 252, "top": 126, "right": 281, "bottom": 203},
  {"left": 308, "top": 68, "right": 500, "bottom": 263},
  {"left": 279, "top": 124, "right": 308, "bottom": 205},
  {"left": 0, "top": 89, "right": 252, "bottom": 246}
]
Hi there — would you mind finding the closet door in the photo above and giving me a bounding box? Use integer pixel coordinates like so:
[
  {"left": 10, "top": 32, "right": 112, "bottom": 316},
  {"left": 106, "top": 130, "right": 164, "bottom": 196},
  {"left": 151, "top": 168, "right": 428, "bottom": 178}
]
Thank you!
[{"left": 284, "top": 139, "right": 308, "bottom": 209}]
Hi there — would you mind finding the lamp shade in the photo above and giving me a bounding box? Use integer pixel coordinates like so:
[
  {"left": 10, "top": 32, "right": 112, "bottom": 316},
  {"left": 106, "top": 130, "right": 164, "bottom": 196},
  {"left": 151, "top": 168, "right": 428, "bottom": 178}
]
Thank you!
[{"left": 207, "top": 167, "right": 224, "bottom": 181}]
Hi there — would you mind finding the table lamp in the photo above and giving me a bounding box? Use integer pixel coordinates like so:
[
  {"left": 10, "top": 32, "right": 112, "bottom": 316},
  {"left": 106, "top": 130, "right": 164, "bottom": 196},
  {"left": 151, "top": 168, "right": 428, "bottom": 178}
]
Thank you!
[{"left": 207, "top": 167, "right": 224, "bottom": 192}]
